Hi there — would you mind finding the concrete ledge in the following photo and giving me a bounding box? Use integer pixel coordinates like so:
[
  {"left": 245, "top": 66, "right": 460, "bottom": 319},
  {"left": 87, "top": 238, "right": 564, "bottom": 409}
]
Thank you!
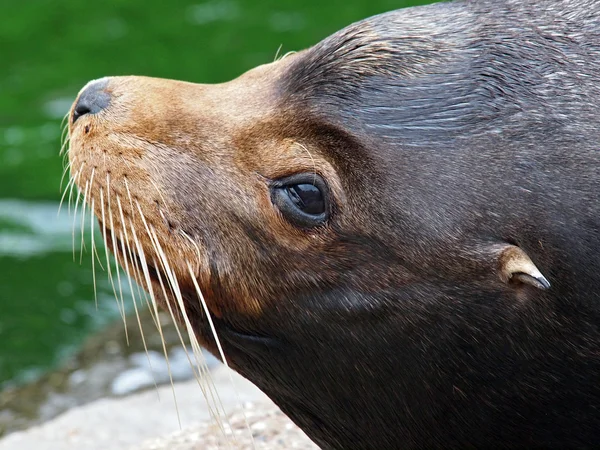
[{"left": 0, "top": 367, "right": 316, "bottom": 450}]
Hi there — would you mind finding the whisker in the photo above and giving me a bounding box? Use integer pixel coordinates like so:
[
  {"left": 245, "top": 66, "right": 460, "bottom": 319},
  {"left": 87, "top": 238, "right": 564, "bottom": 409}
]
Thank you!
[
  {"left": 278, "top": 50, "right": 296, "bottom": 61},
  {"left": 274, "top": 43, "right": 283, "bottom": 62},
  {"left": 149, "top": 259, "right": 183, "bottom": 428},
  {"left": 118, "top": 222, "right": 160, "bottom": 396},
  {"left": 115, "top": 196, "right": 137, "bottom": 284},
  {"left": 123, "top": 182, "right": 162, "bottom": 331},
  {"left": 147, "top": 177, "right": 170, "bottom": 216},
  {"left": 135, "top": 207, "right": 231, "bottom": 439},
  {"left": 79, "top": 168, "right": 95, "bottom": 264},
  {"left": 119, "top": 197, "right": 162, "bottom": 347},
  {"left": 134, "top": 205, "right": 191, "bottom": 337},
  {"left": 154, "top": 260, "right": 232, "bottom": 442},
  {"left": 67, "top": 168, "right": 80, "bottom": 216},
  {"left": 59, "top": 160, "right": 73, "bottom": 195},
  {"left": 90, "top": 197, "right": 98, "bottom": 309},
  {"left": 127, "top": 219, "right": 161, "bottom": 332},
  {"left": 123, "top": 177, "right": 134, "bottom": 210},
  {"left": 118, "top": 154, "right": 135, "bottom": 171},
  {"left": 135, "top": 202, "right": 239, "bottom": 443},
  {"left": 178, "top": 230, "right": 200, "bottom": 272},
  {"left": 187, "top": 262, "right": 257, "bottom": 449},
  {"left": 70, "top": 166, "right": 85, "bottom": 259},
  {"left": 298, "top": 142, "right": 318, "bottom": 186},
  {"left": 179, "top": 230, "right": 234, "bottom": 432},
  {"left": 59, "top": 144, "right": 70, "bottom": 168},
  {"left": 150, "top": 236, "right": 231, "bottom": 439},
  {"left": 108, "top": 193, "right": 129, "bottom": 345},
  {"left": 59, "top": 114, "right": 70, "bottom": 156},
  {"left": 128, "top": 219, "right": 184, "bottom": 427},
  {"left": 58, "top": 175, "right": 76, "bottom": 217},
  {"left": 130, "top": 222, "right": 180, "bottom": 404},
  {"left": 60, "top": 109, "right": 70, "bottom": 132},
  {"left": 118, "top": 229, "right": 144, "bottom": 348},
  {"left": 100, "top": 187, "right": 120, "bottom": 307},
  {"left": 60, "top": 131, "right": 69, "bottom": 155},
  {"left": 60, "top": 122, "right": 68, "bottom": 139},
  {"left": 89, "top": 189, "right": 105, "bottom": 274},
  {"left": 71, "top": 178, "right": 84, "bottom": 262},
  {"left": 158, "top": 208, "right": 170, "bottom": 231}
]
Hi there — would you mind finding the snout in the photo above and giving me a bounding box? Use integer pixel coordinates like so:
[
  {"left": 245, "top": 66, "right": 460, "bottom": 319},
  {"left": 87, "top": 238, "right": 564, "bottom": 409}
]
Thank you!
[{"left": 72, "top": 78, "right": 111, "bottom": 124}]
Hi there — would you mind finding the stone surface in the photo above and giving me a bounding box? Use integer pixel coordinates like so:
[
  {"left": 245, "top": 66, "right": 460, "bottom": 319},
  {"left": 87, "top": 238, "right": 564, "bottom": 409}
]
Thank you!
[
  {"left": 0, "top": 367, "right": 316, "bottom": 450},
  {"left": 136, "top": 401, "right": 318, "bottom": 450}
]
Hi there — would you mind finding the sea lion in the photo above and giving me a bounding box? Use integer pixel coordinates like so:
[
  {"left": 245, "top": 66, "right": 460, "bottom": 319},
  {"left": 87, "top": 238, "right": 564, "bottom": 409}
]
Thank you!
[{"left": 66, "top": 0, "right": 600, "bottom": 448}]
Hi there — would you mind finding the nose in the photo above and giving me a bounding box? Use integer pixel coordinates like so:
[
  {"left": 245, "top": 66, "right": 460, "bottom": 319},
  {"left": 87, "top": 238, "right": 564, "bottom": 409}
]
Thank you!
[{"left": 72, "top": 79, "right": 110, "bottom": 124}]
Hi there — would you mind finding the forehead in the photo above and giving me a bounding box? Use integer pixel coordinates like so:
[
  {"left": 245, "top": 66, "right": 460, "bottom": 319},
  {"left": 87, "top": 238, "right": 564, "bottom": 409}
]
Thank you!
[{"left": 274, "top": 4, "right": 481, "bottom": 153}]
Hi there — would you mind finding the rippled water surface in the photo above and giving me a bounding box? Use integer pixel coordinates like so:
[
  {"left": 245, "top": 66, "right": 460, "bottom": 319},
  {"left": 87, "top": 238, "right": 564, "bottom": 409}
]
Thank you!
[{"left": 1, "top": 0, "right": 432, "bottom": 385}]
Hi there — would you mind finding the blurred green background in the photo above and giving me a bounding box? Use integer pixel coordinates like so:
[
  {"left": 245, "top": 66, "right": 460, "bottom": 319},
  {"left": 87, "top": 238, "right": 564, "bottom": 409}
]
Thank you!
[{"left": 0, "top": 0, "right": 433, "bottom": 388}]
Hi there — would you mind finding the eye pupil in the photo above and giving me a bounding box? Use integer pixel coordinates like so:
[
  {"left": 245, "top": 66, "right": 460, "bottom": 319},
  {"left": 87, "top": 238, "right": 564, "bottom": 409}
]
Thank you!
[
  {"left": 287, "top": 184, "right": 324, "bottom": 215},
  {"left": 270, "top": 174, "right": 330, "bottom": 228}
]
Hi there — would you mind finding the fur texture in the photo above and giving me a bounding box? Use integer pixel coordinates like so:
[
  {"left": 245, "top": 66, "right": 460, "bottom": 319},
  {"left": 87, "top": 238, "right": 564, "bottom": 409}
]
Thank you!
[{"left": 68, "top": 1, "right": 600, "bottom": 448}]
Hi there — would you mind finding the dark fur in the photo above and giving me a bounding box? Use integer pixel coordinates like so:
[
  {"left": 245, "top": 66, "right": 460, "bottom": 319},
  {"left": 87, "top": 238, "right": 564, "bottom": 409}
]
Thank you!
[
  {"left": 69, "top": 0, "right": 600, "bottom": 448},
  {"left": 204, "top": 1, "right": 600, "bottom": 448}
]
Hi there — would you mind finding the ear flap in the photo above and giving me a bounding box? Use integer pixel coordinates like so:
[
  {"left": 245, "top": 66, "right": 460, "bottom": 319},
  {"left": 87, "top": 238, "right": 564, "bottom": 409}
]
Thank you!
[{"left": 498, "top": 245, "right": 551, "bottom": 290}]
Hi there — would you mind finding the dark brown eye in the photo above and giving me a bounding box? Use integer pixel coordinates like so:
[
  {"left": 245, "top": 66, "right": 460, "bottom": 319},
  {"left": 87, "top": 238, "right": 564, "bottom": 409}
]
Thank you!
[
  {"left": 271, "top": 174, "right": 330, "bottom": 228},
  {"left": 286, "top": 184, "right": 325, "bottom": 215}
]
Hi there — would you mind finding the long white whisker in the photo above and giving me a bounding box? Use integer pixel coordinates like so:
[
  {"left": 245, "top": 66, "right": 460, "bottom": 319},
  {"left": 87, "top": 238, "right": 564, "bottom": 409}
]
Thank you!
[
  {"left": 187, "top": 262, "right": 257, "bottom": 449},
  {"left": 100, "top": 187, "right": 120, "bottom": 306},
  {"left": 67, "top": 168, "right": 80, "bottom": 216},
  {"left": 136, "top": 208, "right": 232, "bottom": 440},
  {"left": 118, "top": 222, "right": 160, "bottom": 396},
  {"left": 154, "top": 251, "right": 233, "bottom": 441},
  {"left": 179, "top": 236, "right": 233, "bottom": 431},
  {"left": 135, "top": 201, "right": 240, "bottom": 443},
  {"left": 79, "top": 168, "right": 95, "bottom": 264},
  {"left": 70, "top": 166, "right": 86, "bottom": 260},
  {"left": 127, "top": 219, "right": 160, "bottom": 331},
  {"left": 122, "top": 182, "right": 161, "bottom": 330},
  {"left": 109, "top": 194, "right": 129, "bottom": 345},
  {"left": 59, "top": 160, "right": 72, "bottom": 196},
  {"left": 155, "top": 259, "right": 233, "bottom": 439},
  {"left": 58, "top": 175, "right": 76, "bottom": 216},
  {"left": 123, "top": 177, "right": 135, "bottom": 210},
  {"left": 90, "top": 197, "right": 98, "bottom": 308},
  {"left": 127, "top": 215, "right": 185, "bottom": 427},
  {"left": 131, "top": 222, "right": 183, "bottom": 405},
  {"left": 89, "top": 192, "right": 105, "bottom": 274},
  {"left": 60, "top": 133, "right": 69, "bottom": 155},
  {"left": 178, "top": 230, "right": 201, "bottom": 273},
  {"left": 59, "top": 114, "right": 70, "bottom": 156},
  {"left": 72, "top": 179, "right": 85, "bottom": 262}
]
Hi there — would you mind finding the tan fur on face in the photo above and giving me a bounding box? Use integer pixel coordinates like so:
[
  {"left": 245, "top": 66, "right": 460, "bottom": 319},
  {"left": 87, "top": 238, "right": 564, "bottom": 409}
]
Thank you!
[{"left": 67, "top": 54, "right": 344, "bottom": 321}]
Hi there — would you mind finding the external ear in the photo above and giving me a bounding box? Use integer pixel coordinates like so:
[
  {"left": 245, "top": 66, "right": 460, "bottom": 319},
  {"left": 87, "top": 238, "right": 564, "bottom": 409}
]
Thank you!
[{"left": 498, "top": 245, "right": 551, "bottom": 290}]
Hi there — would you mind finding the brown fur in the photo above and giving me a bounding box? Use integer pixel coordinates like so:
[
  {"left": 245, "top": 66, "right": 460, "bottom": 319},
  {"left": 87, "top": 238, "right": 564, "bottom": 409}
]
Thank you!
[{"left": 68, "top": 1, "right": 600, "bottom": 448}]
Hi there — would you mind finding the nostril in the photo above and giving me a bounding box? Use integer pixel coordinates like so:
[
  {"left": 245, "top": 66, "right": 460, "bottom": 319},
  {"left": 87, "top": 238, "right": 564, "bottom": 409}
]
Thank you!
[
  {"left": 73, "top": 103, "right": 92, "bottom": 124},
  {"left": 72, "top": 79, "right": 111, "bottom": 124}
]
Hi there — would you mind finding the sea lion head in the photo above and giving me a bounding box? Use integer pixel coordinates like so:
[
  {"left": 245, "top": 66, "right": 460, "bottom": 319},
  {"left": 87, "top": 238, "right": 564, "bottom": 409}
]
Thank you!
[{"left": 67, "top": 1, "right": 600, "bottom": 448}]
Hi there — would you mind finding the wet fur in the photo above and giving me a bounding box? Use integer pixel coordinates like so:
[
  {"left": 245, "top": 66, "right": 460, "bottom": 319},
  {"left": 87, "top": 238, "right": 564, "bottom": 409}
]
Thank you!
[{"left": 68, "top": 0, "right": 600, "bottom": 448}]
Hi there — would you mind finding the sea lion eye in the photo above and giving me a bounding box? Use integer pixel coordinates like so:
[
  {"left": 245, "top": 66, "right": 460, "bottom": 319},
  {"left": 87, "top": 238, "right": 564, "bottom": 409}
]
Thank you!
[
  {"left": 271, "top": 174, "right": 329, "bottom": 228},
  {"left": 287, "top": 184, "right": 324, "bottom": 214}
]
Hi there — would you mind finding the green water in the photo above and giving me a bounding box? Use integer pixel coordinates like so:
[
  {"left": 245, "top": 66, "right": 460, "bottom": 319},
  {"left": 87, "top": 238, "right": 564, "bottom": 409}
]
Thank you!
[{"left": 1, "top": 0, "right": 432, "bottom": 386}]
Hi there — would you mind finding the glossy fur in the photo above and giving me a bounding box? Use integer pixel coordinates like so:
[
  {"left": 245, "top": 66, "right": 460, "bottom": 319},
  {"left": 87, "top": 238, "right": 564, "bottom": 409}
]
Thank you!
[{"left": 68, "top": 0, "right": 600, "bottom": 448}]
